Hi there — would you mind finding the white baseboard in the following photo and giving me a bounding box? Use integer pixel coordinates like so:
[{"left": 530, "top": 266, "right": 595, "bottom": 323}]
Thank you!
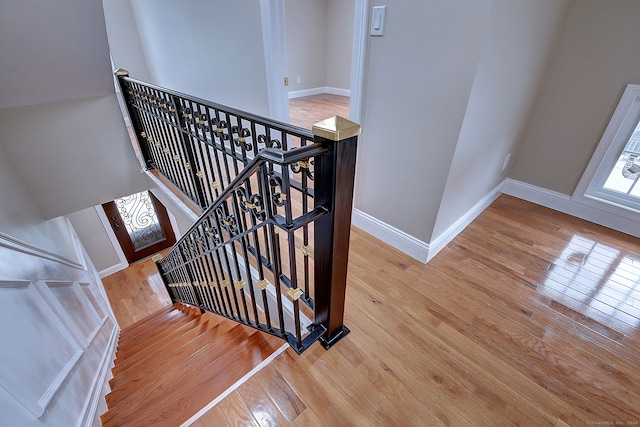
[
  {"left": 98, "top": 263, "right": 126, "bottom": 279},
  {"left": 289, "top": 87, "right": 351, "bottom": 99},
  {"left": 79, "top": 324, "right": 119, "bottom": 427},
  {"left": 325, "top": 87, "right": 351, "bottom": 97},
  {"left": 428, "top": 181, "right": 505, "bottom": 262},
  {"left": 351, "top": 209, "right": 430, "bottom": 263},
  {"left": 503, "top": 178, "right": 640, "bottom": 238}
]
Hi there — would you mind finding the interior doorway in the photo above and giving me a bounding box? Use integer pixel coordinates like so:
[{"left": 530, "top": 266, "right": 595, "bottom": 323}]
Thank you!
[
  {"left": 262, "top": 0, "right": 368, "bottom": 126},
  {"left": 101, "top": 190, "right": 176, "bottom": 264}
]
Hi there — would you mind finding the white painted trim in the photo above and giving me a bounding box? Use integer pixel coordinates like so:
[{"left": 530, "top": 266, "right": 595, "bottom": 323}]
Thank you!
[
  {"left": 260, "top": 0, "right": 290, "bottom": 122},
  {"left": 325, "top": 87, "right": 351, "bottom": 97},
  {"left": 288, "top": 87, "right": 325, "bottom": 99},
  {"left": 288, "top": 86, "right": 351, "bottom": 99},
  {"left": 574, "top": 84, "right": 640, "bottom": 213},
  {"left": 429, "top": 181, "right": 505, "bottom": 262},
  {"left": 78, "top": 323, "right": 119, "bottom": 427},
  {"left": 180, "top": 342, "right": 289, "bottom": 427},
  {"left": 349, "top": 0, "right": 369, "bottom": 124},
  {"left": 0, "top": 232, "right": 84, "bottom": 270},
  {"left": 98, "top": 263, "right": 126, "bottom": 279},
  {"left": 95, "top": 205, "right": 129, "bottom": 268},
  {"left": 503, "top": 178, "right": 640, "bottom": 238},
  {"left": 351, "top": 209, "right": 430, "bottom": 263}
]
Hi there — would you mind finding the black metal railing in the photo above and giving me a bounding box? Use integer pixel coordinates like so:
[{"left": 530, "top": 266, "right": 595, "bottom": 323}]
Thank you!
[
  {"left": 116, "top": 70, "right": 359, "bottom": 353},
  {"left": 117, "top": 73, "right": 317, "bottom": 211}
]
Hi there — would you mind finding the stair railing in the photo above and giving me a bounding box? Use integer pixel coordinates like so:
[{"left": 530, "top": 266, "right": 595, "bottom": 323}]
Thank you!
[{"left": 115, "top": 70, "right": 360, "bottom": 353}]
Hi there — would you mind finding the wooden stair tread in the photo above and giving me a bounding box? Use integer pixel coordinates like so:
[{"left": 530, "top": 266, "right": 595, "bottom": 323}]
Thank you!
[
  {"left": 117, "top": 309, "right": 187, "bottom": 348},
  {"left": 108, "top": 316, "right": 239, "bottom": 392},
  {"left": 103, "top": 331, "right": 283, "bottom": 427},
  {"left": 118, "top": 304, "right": 175, "bottom": 335},
  {"left": 105, "top": 323, "right": 253, "bottom": 409},
  {"left": 115, "top": 310, "right": 201, "bottom": 359},
  {"left": 111, "top": 314, "right": 219, "bottom": 376}
]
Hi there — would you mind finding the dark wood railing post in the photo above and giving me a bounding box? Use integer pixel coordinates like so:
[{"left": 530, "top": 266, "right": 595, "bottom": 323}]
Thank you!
[
  {"left": 312, "top": 116, "right": 361, "bottom": 349},
  {"left": 114, "top": 68, "right": 154, "bottom": 169}
]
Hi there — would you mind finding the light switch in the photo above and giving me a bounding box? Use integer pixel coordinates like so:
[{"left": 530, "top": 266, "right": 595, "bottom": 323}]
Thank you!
[{"left": 370, "top": 6, "right": 386, "bottom": 36}]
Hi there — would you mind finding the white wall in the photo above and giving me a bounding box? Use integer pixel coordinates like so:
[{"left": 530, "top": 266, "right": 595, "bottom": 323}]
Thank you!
[
  {"left": 129, "top": 0, "right": 271, "bottom": 117},
  {"left": 432, "top": 0, "right": 570, "bottom": 240},
  {"left": 511, "top": 0, "right": 640, "bottom": 195},
  {"left": 0, "top": 138, "right": 117, "bottom": 427},
  {"left": 0, "top": 95, "right": 148, "bottom": 219},
  {"left": 354, "top": 0, "right": 493, "bottom": 243},
  {"left": 0, "top": 0, "right": 114, "bottom": 109}
]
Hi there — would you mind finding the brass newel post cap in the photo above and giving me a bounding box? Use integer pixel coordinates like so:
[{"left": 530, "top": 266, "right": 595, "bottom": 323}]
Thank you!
[
  {"left": 312, "top": 116, "right": 361, "bottom": 141},
  {"left": 114, "top": 68, "right": 130, "bottom": 77}
]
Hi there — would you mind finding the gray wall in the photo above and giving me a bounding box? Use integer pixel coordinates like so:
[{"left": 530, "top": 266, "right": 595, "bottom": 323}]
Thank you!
[
  {"left": 285, "top": 0, "right": 328, "bottom": 92},
  {"left": 285, "top": 0, "right": 353, "bottom": 93},
  {"left": 67, "top": 207, "right": 121, "bottom": 274},
  {"left": 0, "top": 3, "right": 119, "bottom": 424},
  {"left": 0, "top": 0, "right": 114, "bottom": 109},
  {"left": 102, "top": 0, "right": 152, "bottom": 82},
  {"left": 355, "top": 0, "right": 493, "bottom": 242},
  {"left": 0, "top": 140, "right": 77, "bottom": 260},
  {"left": 127, "top": 0, "right": 270, "bottom": 117},
  {"left": 0, "top": 95, "right": 148, "bottom": 219},
  {"left": 432, "top": 0, "right": 570, "bottom": 239},
  {"left": 0, "top": 0, "right": 148, "bottom": 220},
  {"left": 326, "top": 0, "right": 354, "bottom": 91},
  {"left": 511, "top": 0, "right": 640, "bottom": 195}
]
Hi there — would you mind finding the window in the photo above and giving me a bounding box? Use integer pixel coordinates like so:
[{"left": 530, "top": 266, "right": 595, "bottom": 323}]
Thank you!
[{"left": 577, "top": 84, "right": 640, "bottom": 213}]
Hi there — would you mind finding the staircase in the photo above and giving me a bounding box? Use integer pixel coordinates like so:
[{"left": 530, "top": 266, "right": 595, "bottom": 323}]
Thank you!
[
  {"left": 116, "top": 71, "right": 360, "bottom": 354},
  {"left": 101, "top": 303, "right": 283, "bottom": 427}
]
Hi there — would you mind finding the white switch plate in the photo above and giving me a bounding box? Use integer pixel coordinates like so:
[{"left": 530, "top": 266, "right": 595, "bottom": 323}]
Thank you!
[{"left": 370, "top": 6, "right": 386, "bottom": 36}]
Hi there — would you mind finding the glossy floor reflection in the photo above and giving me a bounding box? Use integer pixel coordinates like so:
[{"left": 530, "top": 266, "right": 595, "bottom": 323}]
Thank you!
[{"left": 541, "top": 234, "right": 640, "bottom": 334}]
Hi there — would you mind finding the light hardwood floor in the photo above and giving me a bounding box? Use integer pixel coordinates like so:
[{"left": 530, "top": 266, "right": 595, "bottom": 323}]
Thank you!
[
  {"left": 187, "top": 195, "right": 639, "bottom": 427},
  {"left": 108, "top": 96, "right": 640, "bottom": 426},
  {"left": 289, "top": 94, "right": 350, "bottom": 130}
]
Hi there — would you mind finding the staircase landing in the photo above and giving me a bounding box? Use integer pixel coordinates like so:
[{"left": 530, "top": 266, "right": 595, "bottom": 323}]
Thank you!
[{"left": 101, "top": 303, "right": 284, "bottom": 427}]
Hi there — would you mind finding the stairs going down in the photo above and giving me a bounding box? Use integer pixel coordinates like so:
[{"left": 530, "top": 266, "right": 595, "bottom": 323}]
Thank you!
[{"left": 101, "top": 303, "right": 284, "bottom": 427}]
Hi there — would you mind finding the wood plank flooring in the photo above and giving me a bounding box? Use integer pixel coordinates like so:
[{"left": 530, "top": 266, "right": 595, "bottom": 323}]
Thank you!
[
  {"left": 191, "top": 195, "right": 640, "bottom": 426},
  {"left": 289, "top": 94, "right": 350, "bottom": 129}
]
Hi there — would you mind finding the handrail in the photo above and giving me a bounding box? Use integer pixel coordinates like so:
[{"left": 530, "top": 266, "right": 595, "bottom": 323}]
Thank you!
[
  {"left": 116, "top": 70, "right": 360, "bottom": 353},
  {"left": 117, "top": 71, "right": 316, "bottom": 211},
  {"left": 121, "top": 75, "right": 314, "bottom": 139}
]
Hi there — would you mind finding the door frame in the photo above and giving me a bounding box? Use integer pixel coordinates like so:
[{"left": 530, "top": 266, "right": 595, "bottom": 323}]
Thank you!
[
  {"left": 96, "top": 191, "right": 181, "bottom": 275},
  {"left": 261, "top": 0, "right": 369, "bottom": 124}
]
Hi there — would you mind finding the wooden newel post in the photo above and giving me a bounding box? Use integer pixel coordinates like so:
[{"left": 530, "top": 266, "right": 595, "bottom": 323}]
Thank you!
[{"left": 312, "top": 116, "right": 361, "bottom": 349}]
